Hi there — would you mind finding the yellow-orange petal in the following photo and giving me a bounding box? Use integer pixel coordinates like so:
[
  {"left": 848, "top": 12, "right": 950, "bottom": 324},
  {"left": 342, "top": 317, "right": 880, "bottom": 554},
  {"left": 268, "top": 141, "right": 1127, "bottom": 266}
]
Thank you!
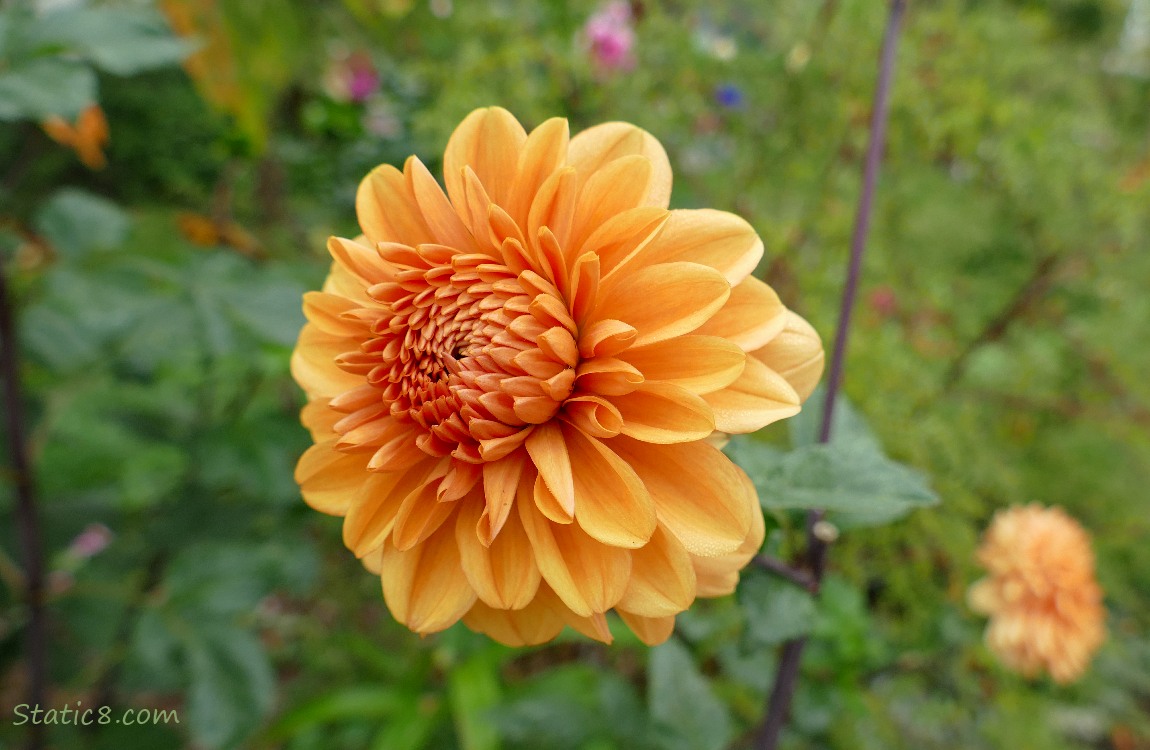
[
  {"left": 568, "top": 154, "right": 653, "bottom": 252},
  {"left": 301, "top": 399, "right": 340, "bottom": 441},
  {"left": 595, "top": 262, "right": 730, "bottom": 347},
  {"left": 295, "top": 441, "right": 369, "bottom": 515},
  {"left": 613, "top": 437, "right": 752, "bottom": 557},
  {"left": 609, "top": 382, "right": 716, "bottom": 444},
  {"left": 291, "top": 325, "right": 362, "bottom": 398},
  {"left": 356, "top": 165, "right": 435, "bottom": 247},
  {"left": 525, "top": 422, "right": 575, "bottom": 518},
  {"left": 462, "top": 584, "right": 568, "bottom": 646},
  {"left": 628, "top": 209, "right": 763, "bottom": 286},
  {"left": 518, "top": 494, "right": 631, "bottom": 617},
  {"left": 562, "top": 610, "right": 613, "bottom": 644},
  {"left": 507, "top": 117, "right": 570, "bottom": 229},
  {"left": 302, "top": 292, "right": 367, "bottom": 337},
  {"left": 750, "top": 310, "right": 825, "bottom": 402},
  {"left": 478, "top": 450, "right": 527, "bottom": 544},
  {"left": 406, "top": 155, "right": 480, "bottom": 253},
  {"left": 693, "top": 275, "right": 788, "bottom": 352},
  {"left": 618, "top": 610, "right": 676, "bottom": 646},
  {"left": 444, "top": 106, "right": 527, "bottom": 214},
  {"left": 563, "top": 423, "right": 657, "bottom": 548},
  {"left": 691, "top": 477, "right": 764, "bottom": 597},
  {"left": 703, "top": 356, "right": 801, "bottom": 434},
  {"left": 617, "top": 525, "right": 696, "bottom": 617},
  {"left": 567, "top": 121, "right": 672, "bottom": 208},
  {"left": 456, "top": 495, "right": 541, "bottom": 610},
  {"left": 381, "top": 520, "right": 477, "bottom": 634},
  {"left": 343, "top": 459, "right": 440, "bottom": 557},
  {"left": 619, "top": 335, "right": 746, "bottom": 395}
]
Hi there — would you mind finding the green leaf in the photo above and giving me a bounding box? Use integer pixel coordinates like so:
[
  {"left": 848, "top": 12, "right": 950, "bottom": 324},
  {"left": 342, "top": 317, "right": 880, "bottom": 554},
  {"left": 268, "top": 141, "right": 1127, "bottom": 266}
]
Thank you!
[
  {"left": 447, "top": 651, "right": 502, "bottom": 750},
  {"left": 739, "top": 572, "right": 817, "bottom": 649},
  {"left": 369, "top": 694, "right": 442, "bottom": 750},
  {"left": 185, "top": 626, "right": 275, "bottom": 750},
  {"left": 648, "top": 638, "right": 733, "bottom": 750},
  {"left": 266, "top": 686, "right": 405, "bottom": 741},
  {"left": 27, "top": 7, "right": 193, "bottom": 76},
  {"left": 34, "top": 189, "right": 130, "bottom": 259},
  {"left": 0, "top": 57, "right": 95, "bottom": 120}
]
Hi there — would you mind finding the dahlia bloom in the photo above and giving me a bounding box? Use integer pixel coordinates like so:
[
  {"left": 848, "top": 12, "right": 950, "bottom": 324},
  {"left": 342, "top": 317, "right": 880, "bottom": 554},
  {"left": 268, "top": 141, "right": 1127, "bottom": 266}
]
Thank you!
[
  {"left": 293, "top": 107, "right": 824, "bottom": 646},
  {"left": 968, "top": 504, "right": 1106, "bottom": 684}
]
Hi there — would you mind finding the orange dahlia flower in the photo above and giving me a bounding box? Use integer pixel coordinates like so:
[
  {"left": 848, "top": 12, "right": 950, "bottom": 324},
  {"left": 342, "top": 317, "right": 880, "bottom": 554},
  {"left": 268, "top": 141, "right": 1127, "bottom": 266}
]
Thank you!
[
  {"left": 968, "top": 504, "right": 1106, "bottom": 684},
  {"left": 292, "top": 107, "right": 824, "bottom": 646}
]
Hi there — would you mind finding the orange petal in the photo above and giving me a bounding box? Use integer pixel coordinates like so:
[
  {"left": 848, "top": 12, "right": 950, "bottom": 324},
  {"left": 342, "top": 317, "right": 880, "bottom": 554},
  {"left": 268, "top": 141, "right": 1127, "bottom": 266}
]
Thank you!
[
  {"left": 508, "top": 117, "right": 570, "bottom": 228},
  {"left": 702, "top": 356, "right": 800, "bottom": 433},
  {"left": 617, "top": 610, "right": 675, "bottom": 646},
  {"left": 291, "top": 325, "right": 362, "bottom": 398},
  {"left": 693, "top": 275, "right": 788, "bottom": 352},
  {"left": 562, "top": 610, "right": 613, "bottom": 644},
  {"left": 456, "top": 495, "right": 541, "bottom": 610},
  {"left": 749, "top": 310, "right": 825, "bottom": 402},
  {"left": 561, "top": 395, "right": 623, "bottom": 439},
  {"left": 620, "top": 335, "right": 746, "bottom": 395},
  {"left": 617, "top": 525, "right": 696, "bottom": 617},
  {"left": 525, "top": 422, "right": 575, "bottom": 518},
  {"left": 568, "top": 154, "right": 653, "bottom": 252},
  {"left": 391, "top": 473, "right": 457, "bottom": 552},
  {"left": 342, "top": 458, "right": 441, "bottom": 557},
  {"left": 327, "top": 236, "right": 394, "bottom": 285},
  {"left": 568, "top": 121, "right": 672, "bottom": 208},
  {"left": 381, "top": 520, "right": 476, "bottom": 634},
  {"left": 295, "top": 441, "right": 369, "bottom": 515},
  {"left": 528, "top": 169, "right": 577, "bottom": 270},
  {"left": 631, "top": 209, "right": 763, "bottom": 286},
  {"left": 463, "top": 583, "right": 568, "bottom": 646},
  {"left": 302, "top": 292, "right": 368, "bottom": 337},
  {"left": 583, "top": 205, "right": 670, "bottom": 279},
  {"left": 406, "top": 156, "right": 479, "bottom": 252},
  {"left": 444, "top": 106, "right": 527, "bottom": 214},
  {"left": 518, "top": 494, "right": 631, "bottom": 617},
  {"left": 578, "top": 319, "right": 638, "bottom": 359},
  {"left": 479, "top": 449, "right": 527, "bottom": 543},
  {"left": 692, "top": 478, "right": 764, "bottom": 597},
  {"left": 356, "top": 165, "right": 435, "bottom": 247},
  {"left": 301, "top": 399, "right": 341, "bottom": 440},
  {"left": 613, "top": 437, "right": 752, "bottom": 557},
  {"left": 609, "top": 382, "right": 716, "bottom": 444},
  {"left": 563, "top": 424, "right": 657, "bottom": 548},
  {"left": 594, "top": 262, "right": 729, "bottom": 347}
]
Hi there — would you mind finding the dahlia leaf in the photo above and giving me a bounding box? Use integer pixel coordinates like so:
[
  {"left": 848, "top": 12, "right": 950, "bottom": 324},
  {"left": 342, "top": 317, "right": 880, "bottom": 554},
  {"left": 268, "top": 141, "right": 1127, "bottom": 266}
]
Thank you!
[
  {"left": 0, "top": 57, "right": 95, "bottom": 121},
  {"left": 34, "top": 189, "right": 130, "bottom": 259},
  {"left": 185, "top": 626, "right": 275, "bottom": 750},
  {"left": 739, "top": 572, "right": 818, "bottom": 649},
  {"left": 648, "top": 637, "right": 734, "bottom": 750},
  {"left": 447, "top": 652, "right": 502, "bottom": 750}
]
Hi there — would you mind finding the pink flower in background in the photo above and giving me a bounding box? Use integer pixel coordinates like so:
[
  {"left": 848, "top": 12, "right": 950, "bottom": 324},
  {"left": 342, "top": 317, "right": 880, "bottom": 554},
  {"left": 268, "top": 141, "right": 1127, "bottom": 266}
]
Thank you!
[
  {"left": 324, "top": 51, "right": 380, "bottom": 103},
  {"left": 67, "top": 523, "right": 114, "bottom": 560},
  {"left": 584, "top": 1, "right": 635, "bottom": 72}
]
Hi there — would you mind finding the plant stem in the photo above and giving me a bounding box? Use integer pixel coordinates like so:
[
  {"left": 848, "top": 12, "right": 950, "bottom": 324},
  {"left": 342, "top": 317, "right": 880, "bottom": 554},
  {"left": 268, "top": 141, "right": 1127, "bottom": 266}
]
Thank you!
[
  {"left": 754, "top": 2, "right": 906, "bottom": 748},
  {"left": 0, "top": 260, "right": 47, "bottom": 750}
]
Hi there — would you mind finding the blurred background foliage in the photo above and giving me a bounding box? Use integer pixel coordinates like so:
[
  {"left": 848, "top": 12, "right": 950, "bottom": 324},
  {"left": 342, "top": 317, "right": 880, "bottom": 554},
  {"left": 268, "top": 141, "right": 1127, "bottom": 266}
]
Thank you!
[{"left": 1, "top": 0, "right": 1149, "bottom": 748}]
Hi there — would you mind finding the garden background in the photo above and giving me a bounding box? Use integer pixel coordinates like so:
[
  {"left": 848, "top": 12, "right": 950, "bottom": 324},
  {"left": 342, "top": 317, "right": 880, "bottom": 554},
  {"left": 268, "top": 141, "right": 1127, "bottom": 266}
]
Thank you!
[{"left": 1, "top": 0, "right": 1149, "bottom": 748}]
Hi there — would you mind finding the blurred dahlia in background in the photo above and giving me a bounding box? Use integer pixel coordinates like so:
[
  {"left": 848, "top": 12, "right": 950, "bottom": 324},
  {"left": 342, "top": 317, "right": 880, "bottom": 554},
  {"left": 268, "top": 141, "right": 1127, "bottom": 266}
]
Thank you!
[{"left": 969, "top": 504, "right": 1106, "bottom": 684}]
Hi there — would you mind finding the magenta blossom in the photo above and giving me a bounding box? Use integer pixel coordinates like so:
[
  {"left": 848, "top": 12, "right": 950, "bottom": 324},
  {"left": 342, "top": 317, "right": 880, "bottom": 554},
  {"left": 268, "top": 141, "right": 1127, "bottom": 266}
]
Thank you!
[{"left": 585, "top": 1, "right": 635, "bottom": 72}]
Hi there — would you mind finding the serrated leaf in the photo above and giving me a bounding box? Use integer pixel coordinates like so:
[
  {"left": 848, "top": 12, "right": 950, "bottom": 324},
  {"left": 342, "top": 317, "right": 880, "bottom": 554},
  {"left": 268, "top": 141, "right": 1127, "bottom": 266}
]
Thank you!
[
  {"left": 0, "top": 57, "right": 95, "bottom": 120},
  {"left": 35, "top": 189, "right": 130, "bottom": 259},
  {"left": 185, "top": 626, "right": 275, "bottom": 750},
  {"left": 739, "top": 572, "right": 817, "bottom": 649},
  {"left": 648, "top": 638, "right": 733, "bottom": 750}
]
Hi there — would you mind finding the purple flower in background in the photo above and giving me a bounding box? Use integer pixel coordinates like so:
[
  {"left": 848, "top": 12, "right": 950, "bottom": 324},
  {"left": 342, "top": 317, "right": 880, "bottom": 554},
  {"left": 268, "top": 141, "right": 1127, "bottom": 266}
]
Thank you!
[
  {"left": 324, "top": 51, "right": 380, "bottom": 103},
  {"left": 585, "top": 1, "right": 635, "bottom": 73},
  {"left": 715, "top": 83, "right": 744, "bottom": 109},
  {"left": 67, "top": 523, "right": 113, "bottom": 560}
]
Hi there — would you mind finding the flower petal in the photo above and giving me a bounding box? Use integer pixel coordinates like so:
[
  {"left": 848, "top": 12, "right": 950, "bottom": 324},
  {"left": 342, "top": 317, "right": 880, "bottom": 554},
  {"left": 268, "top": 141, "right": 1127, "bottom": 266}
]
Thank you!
[
  {"left": 568, "top": 121, "right": 672, "bottom": 208},
  {"left": 444, "top": 106, "right": 527, "bottom": 214},
  {"left": 563, "top": 423, "right": 657, "bottom": 548},
  {"left": 628, "top": 209, "right": 763, "bottom": 286},
  {"left": 291, "top": 324, "right": 362, "bottom": 398},
  {"left": 456, "top": 495, "right": 541, "bottom": 610},
  {"left": 508, "top": 117, "right": 569, "bottom": 228},
  {"left": 518, "top": 493, "right": 631, "bottom": 617},
  {"left": 462, "top": 583, "right": 568, "bottom": 646},
  {"left": 620, "top": 335, "right": 746, "bottom": 395},
  {"left": 381, "top": 520, "right": 476, "bottom": 634},
  {"left": 702, "top": 356, "right": 800, "bottom": 433},
  {"left": 692, "top": 478, "right": 764, "bottom": 597},
  {"left": 750, "top": 310, "right": 825, "bottom": 402},
  {"left": 568, "top": 154, "right": 652, "bottom": 252},
  {"left": 594, "top": 262, "right": 730, "bottom": 347},
  {"left": 295, "top": 441, "right": 368, "bottom": 515},
  {"left": 617, "top": 610, "right": 675, "bottom": 646},
  {"left": 617, "top": 525, "right": 696, "bottom": 617},
  {"left": 693, "top": 275, "right": 787, "bottom": 352},
  {"left": 406, "top": 156, "right": 480, "bottom": 252},
  {"left": 613, "top": 437, "right": 752, "bottom": 557},
  {"left": 356, "top": 165, "right": 435, "bottom": 247},
  {"left": 525, "top": 422, "right": 575, "bottom": 518},
  {"left": 610, "top": 382, "right": 716, "bottom": 444}
]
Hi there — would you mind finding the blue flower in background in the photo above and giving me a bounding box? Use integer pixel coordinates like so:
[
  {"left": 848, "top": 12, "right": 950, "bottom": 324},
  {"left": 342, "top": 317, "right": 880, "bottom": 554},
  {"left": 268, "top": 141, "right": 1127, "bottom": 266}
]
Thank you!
[{"left": 715, "top": 83, "right": 744, "bottom": 109}]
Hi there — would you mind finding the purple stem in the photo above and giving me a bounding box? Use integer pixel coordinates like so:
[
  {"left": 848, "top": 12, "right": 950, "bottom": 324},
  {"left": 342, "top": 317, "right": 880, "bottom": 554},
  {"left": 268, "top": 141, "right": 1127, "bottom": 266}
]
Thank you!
[
  {"left": 753, "top": 2, "right": 906, "bottom": 748},
  {"left": 0, "top": 260, "right": 47, "bottom": 750}
]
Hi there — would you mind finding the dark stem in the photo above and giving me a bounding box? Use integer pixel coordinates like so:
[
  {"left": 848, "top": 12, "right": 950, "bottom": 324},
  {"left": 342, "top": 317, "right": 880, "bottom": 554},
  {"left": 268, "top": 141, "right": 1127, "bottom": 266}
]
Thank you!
[
  {"left": 0, "top": 260, "right": 47, "bottom": 750},
  {"left": 753, "top": 554, "right": 818, "bottom": 592},
  {"left": 753, "top": 2, "right": 906, "bottom": 748}
]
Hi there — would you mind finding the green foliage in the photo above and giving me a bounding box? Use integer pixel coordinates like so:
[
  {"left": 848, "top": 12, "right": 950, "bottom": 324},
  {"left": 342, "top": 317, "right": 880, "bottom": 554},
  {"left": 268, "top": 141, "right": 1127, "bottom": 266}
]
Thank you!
[{"left": 3, "top": 1, "right": 1150, "bottom": 749}]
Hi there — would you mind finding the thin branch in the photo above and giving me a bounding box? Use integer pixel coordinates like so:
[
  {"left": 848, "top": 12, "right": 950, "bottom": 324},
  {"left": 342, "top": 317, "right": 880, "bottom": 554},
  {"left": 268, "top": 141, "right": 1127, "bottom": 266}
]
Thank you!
[
  {"left": 1, "top": 258, "right": 47, "bottom": 750},
  {"left": 753, "top": 554, "right": 819, "bottom": 592},
  {"left": 754, "top": 1, "right": 907, "bottom": 748}
]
